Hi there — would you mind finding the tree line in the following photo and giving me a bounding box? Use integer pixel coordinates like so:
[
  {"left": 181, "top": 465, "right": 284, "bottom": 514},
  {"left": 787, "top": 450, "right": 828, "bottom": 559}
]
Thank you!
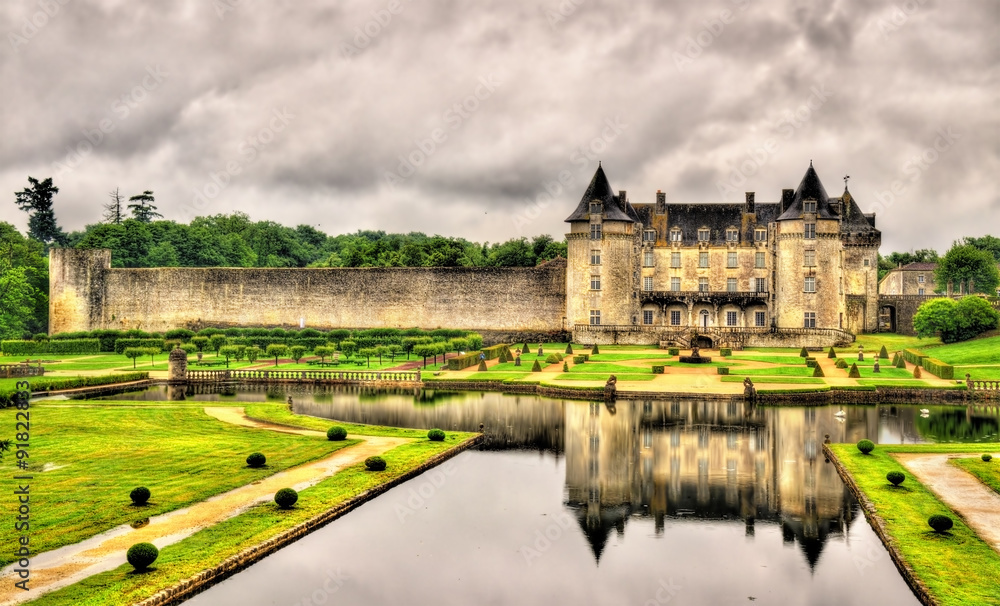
[{"left": 879, "top": 235, "right": 1000, "bottom": 296}]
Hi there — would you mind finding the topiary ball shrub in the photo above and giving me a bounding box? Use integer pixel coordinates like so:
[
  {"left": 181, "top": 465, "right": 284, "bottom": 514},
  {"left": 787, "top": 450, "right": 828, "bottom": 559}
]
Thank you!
[
  {"left": 983, "top": 454, "right": 993, "bottom": 462},
  {"left": 928, "top": 515, "right": 953, "bottom": 533},
  {"left": 913, "top": 366, "right": 922, "bottom": 378},
  {"left": 130, "top": 487, "right": 151, "bottom": 505},
  {"left": 836, "top": 358, "right": 848, "bottom": 369},
  {"left": 365, "top": 456, "right": 387, "bottom": 471},
  {"left": 544, "top": 353, "right": 560, "bottom": 364},
  {"left": 327, "top": 426, "right": 347, "bottom": 441},
  {"left": 274, "top": 488, "right": 298, "bottom": 509},
  {"left": 886, "top": 471, "right": 905, "bottom": 486},
  {"left": 126, "top": 542, "right": 159, "bottom": 570},
  {"left": 246, "top": 452, "right": 267, "bottom": 468},
  {"left": 427, "top": 428, "right": 446, "bottom": 442},
  {"left": 857, "top": 439, "right": 875, "bottom": 455}
]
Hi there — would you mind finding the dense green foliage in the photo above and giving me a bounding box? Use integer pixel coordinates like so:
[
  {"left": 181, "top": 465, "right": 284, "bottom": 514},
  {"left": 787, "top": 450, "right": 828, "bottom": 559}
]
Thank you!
[
  {"left": 130, "top": 487, "right": 151, "bottom": 505},
  {"left": 0, "top": 223, "right": 49, "bottom": 339},
  {"left": 365, "top": 456, "right": 387, "bottom": 471},
  {"left": 927, "top": 514, "right": 954, "bottom": 533},
  {"left": 0, "top": 338, "right": 101, "bottom": 355},
  {"left": 274, "top": 488, "right": 299, "bottom": 509},
  {"left": 427, "top": 428, "right": 446, "bottom": 442},
  {"left": 935, "top": 244, "right": 1000, "bottom": 295},
  {"left": 886, "top": 471, "right": 905, "bottom": 486},
  {"left": 913, "top": 297, "right": 1000, "bottom": 343},
  {"left": 14, "top": 177, "right": 67, "bottom": 247},
  {"left": 126, "top": 543, "right": 159, "bottom": 570},
  {"left": 878, "top": 248, "right": 938, "bottom": 281},
  {"left": 857, "top": 439, "right": 875, "bottom": 454},
  {"left": 246, "top": 453, "right": 266, "bottom": 468},
  {"left": 0, "top": 373, "right": 149, "bottom": 407},
  {"left": 327, "top": 426, "right": 347, "bottom": 441}
]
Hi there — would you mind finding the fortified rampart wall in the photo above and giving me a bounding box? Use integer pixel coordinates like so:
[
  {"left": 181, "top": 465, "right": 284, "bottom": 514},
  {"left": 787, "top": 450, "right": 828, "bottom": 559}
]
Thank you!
[{"left": 49, "top": 249, "right": 567, "bottom": 335}]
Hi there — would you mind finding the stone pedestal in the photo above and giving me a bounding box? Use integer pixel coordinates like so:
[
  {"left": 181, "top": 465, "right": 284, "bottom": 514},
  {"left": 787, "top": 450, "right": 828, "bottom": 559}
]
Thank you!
[{"left": 168, "top": 348, "right": 188, "bottom": 384}]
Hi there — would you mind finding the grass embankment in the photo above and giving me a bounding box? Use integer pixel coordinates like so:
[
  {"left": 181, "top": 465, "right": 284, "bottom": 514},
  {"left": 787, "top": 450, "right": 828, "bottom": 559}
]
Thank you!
[
  {"left": 922, "top": 335, "right": 1000, "bottom": 365},
  {"left": 829, "top": 444, "right": 1000, "bottom": 606},
  {"left": 951, "top": 458, "right": 1000, "bottom": 496},
  {"left": 24, "top": 435, "right": 471, "bottom": 606},
  {"left": 1, "top": 404, "right": 356, "bottom": 569}
]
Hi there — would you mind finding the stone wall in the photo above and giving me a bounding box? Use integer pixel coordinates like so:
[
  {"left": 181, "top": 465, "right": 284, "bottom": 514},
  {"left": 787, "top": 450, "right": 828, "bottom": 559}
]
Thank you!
[{"left": 49, "top": 249, "right": 567, "bottom": 335}]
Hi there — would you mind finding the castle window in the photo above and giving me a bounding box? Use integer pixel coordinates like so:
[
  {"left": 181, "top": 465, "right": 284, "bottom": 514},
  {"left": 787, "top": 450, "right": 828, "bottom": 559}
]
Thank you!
[
  {"left": 727, "top": 278, "right": 737, "bottom": 292},
  {"left": 918, "top": 288, "right": 925, "bottom": 295},
  {"left": 671, "top": 252, "right": 681, "bottom": 268},
  {"left": 804, "top": 200, "right": 817, "bottom": 213},
  {"left": 642, "top": 310, "right": 654, "bottom": 325},
  {"left": 804, "top": 250, "right": 816, "bottom": 267},
  {"left": 918, "top": 274, "right": 925, "bottom": 283},
  {"left": 804, "top": 223, "right": 816, "bottom": 239},
  {"left": 670, "top": 277, "right": 681, "bottom": 292},
  {"left": 643, "top": 251, "right": 654, "bottom": 267},
  {"left": 727, "top": 252, "right": 738, "bottom": 268},
  {"left": 643, "top": 229, "right": 656, "bottom": 243},
  {"left": 698, "top": 277, "right": 709, "bottom": 292},
  {"left": 804, "top": 312, "right": 816, "bottom": 328},
  {"left": 590, "top": 201, "right": 602, "bottom": 214},
  {"left": 864, "top": 258, "right": 870, "bottom": 267},
  {"left": 670, "top": 310, "right": 681, "bottom": 325},
  {"left": 726, "top": 311, "right": 738, "bottom": 326},
  {"left": 698, "top": 228, "right": 710, "bottom": 242},
  {"left": 643, "top": 277, "right": 653, "bottom": 291},
  {"left": 591, "top": 250, "right": 601, "bottom": 265},
  {"left": 670, "top": 229, "right": 682, "bottom": 242},
  {"left": 755, "top": 228, "right": 767, "bottom": 242},
  {"left": 590, "top": 275, "right": 601, "bottom": 291},
  {"left": 590, "top": 224, "right": 602, "bottom": 240},
  {"left": 590, "top": 310, "right": 601, "bottom": 325},
  {"left": 804, "top": 277, "right": 816, "bottom": 293},
  {"left": 699, "top": 252, "right": 709, "bottom": 268},
  {"left": 754, "top": 277, "right": 767, "bottom": 293},
  {"left": 726, "top": 228, "right": 739, "bottom": 242},
  {"left": 755, "top": 311, "right": 766, "bottom": 327},
  {"left": 755, "top": 252, "right": 766, "bottom": 268}
]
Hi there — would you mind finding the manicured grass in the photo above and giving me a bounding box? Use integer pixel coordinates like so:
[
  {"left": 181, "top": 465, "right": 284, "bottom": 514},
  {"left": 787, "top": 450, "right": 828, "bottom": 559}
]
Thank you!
[
  {"left": 730, "top": 354, "right": 807, "bottom": 364},
  {"left": 855, "top": 379, "right": 932, "bottom": 388},
  {"left": 855, "top": 366, "right": 917, "bottom": 379},
  {"left": 568, "top": 363, "right": 653, "bottom": 374},
  {"left": 588, "top": 353, "right": 673, "bottom": 361},
  {"left": 24, "top": 437, "right": 470, "bottom": 606},
  {"left": 829, "top": 444, "right": 1000, "bottom": 606},
  {"left": 957, "top": 366, "right": 1000, "bottom": 380},
  {"left": 924, "top": 335, "right": 1000, "bottom": 365},
  {"left": 488, "top": 362, "right": 544, "bottom": 372},
  {"left": 554, "top": 373, "right": 656, "bottom": 382},
  {"left": 720, "top": 376, "right": 825, "bottom": 385},
  {"left": 729, "top": 366, "right": 815, "bottom": 377},
  {"left": 842, "top": 334, "right": 942, "bottom": 353},
  {"left": 951, "top": 457, "right": 1000, "bottom": 496},
  {"left": 741, "top": 347, "right": 798, "bottom": 353},
  {"left": 0, "top": 404, "right": 356, "bottom": 569},
  {"left": 243, "top": 403, "right": 455, "bottom": 440},
  {"left": 445, "top": 372, "right": 535, "bottom": 381}
]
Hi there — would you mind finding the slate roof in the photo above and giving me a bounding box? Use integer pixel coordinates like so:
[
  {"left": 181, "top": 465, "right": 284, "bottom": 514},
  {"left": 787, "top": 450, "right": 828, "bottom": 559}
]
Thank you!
[
  {"left": 565, "top": 164, "right": 635, "bottom": 223},
  {"left": 837, "top": 189, "right": 879, "bottom": 232},
  {"left": 632, "top": 202, "right": 781, "bottom": 245},
  {"left": 900, "top": 262, "right": 938, "bottom": 271},
  {"left": 777, "top": 162, "right": 838, "bottom": 221}
]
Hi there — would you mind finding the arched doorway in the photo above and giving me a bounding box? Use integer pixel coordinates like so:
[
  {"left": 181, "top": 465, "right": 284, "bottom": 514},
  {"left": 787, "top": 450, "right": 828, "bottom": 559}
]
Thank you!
[
  {"left": 700, "top": 310, "right": 710, "bottom": 329},
  {"left": 879, "top": 305, "right": 897, "bottom": 333}
]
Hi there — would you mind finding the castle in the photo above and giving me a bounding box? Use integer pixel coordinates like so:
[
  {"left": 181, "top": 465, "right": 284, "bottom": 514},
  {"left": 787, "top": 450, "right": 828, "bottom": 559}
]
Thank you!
[{"left": 50, "top": 162, "right": 880, "bottom": 349}]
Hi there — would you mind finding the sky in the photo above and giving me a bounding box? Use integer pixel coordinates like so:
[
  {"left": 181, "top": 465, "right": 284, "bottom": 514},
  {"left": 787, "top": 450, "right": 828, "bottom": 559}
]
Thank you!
[{"left": 1, "top": 0, "right": 997, "bottom": 253}]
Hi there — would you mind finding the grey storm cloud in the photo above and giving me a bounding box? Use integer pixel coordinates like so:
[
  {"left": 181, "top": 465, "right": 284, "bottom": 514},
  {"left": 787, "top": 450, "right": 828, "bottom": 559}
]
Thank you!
[{"left": 0, "top": 0, "right": 996, "bottom": 251}]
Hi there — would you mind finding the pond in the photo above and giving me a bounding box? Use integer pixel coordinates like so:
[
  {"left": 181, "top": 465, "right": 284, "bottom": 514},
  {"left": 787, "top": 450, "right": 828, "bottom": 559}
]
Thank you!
[{"left": 97, "top": 387, "right": 999, "bottom": 605}]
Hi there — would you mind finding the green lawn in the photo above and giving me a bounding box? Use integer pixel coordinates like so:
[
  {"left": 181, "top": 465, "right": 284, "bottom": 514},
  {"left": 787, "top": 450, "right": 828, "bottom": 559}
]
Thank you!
[
  {"left": 951, "top": 457, "right": 1000, "bottom": 495},
  {"left": 554, "top": 373, "right": 656, "bottom": 382},
  {"left": 720, "top": 376, "right": 825, "bottom": 385},
  {"left": 23, "top": 436, "right": 471, "bottom": 606},
  {"left": 568, "top": 363, "right": 653, "bottom": 374},
  {"left": 957, "top": 366, "right": 1000, "bottom": 380},
  {"left": 841, "top": 334, "right": 942, "bottom": 353},
  {"left": 855, "top": 379, "right": 932, "bottom": 388},
  {"left": 923, "top": 335, "right": 1000, "bottom": 365},
  {"left": 1, "top": 404, "right": 356, "bottom": 568},
  {"left": 587, "top": 353, "right": 674, "bottom": 362},
  {"left": 828, "top": 444, "right": 1000, "bottom": 606},
  {"left": 729, "top": 366, "right": 815, "bottom": 377},
  {"left": 730, "top": 354, "right": 808, "bottom": 364}
]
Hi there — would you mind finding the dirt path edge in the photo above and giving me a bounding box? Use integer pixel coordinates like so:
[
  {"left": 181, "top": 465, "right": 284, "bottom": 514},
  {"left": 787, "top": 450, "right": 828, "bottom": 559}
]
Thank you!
[
  {"left": 822, "top": 444, "right": 937, "bottom": 606},
  {"left": 134, "top": 432, "right": 484, "bottom": 606}
]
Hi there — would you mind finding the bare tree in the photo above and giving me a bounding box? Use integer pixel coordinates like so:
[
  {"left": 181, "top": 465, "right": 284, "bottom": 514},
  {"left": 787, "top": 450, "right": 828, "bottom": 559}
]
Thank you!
[{"left": 103, "top": 188, "right": 125, "bottom": 224}]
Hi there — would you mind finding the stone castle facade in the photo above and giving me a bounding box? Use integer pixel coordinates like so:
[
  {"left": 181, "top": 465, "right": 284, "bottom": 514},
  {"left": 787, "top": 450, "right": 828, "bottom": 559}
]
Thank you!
[{"left": 566, "top": 162, "right": 879, "bottom": 348}]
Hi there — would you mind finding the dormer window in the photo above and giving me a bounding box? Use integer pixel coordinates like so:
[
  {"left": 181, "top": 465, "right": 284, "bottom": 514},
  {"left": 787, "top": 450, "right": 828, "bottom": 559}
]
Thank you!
[
  {"left": 803, "top": 200, "right": 817, "bottom": 213},
  {"left": 698, "top": 228, "right": 710, "bottom": 242},
  {"left": 643, "top": 229, "right": 656, "bottom": 243},
  {"left": 670, "top": 229, "right": 682, "bottom": 242},
  {"left": 726, "top": 228, "right": 739, "bottom": 242},
  {"left": 755, "top": 228, "right": 767, "bottom": 242},
  {"left": 590, "top": 201, "right": 602, "bottom": 214}
]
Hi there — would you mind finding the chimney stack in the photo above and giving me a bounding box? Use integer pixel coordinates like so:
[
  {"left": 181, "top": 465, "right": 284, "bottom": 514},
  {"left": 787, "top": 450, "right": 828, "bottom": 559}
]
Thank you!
[
  {"left": 656, "top": 190, "right": 666, "bottom": 214},
  {"left": 744, "top": 192, "right": 755, "bottom": 214},
  {"left": 780, "top": 189, "right": 794, "bottom": 214},
  {"left": 618, "top": 190, "right": 628, "bottom": 212}
]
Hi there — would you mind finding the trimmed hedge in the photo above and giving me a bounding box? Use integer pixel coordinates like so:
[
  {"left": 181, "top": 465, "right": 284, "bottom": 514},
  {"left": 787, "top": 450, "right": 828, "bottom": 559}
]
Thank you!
[
  {"left": 717, "top": 367, "right": 729, "bottom": 375},
  {"left": 922, "top": 357, "right": 954, "bottom": 379},
  {"left": 1, "top": 339, "right": 101, "bottom": 355},
  {"left": 903, "top": 348, "right": 928, "bottom": 367},
  {"left": 446, "top": 351, "right": 481, "bottom": 371},
  {"left": 652, "top": 366, "right": 665, "bottom": 374},
  {"left": 668, "top": 348, "right": 680, "bottom": 356},
  {"left": 481, "top": 344, "right": 509, "bottom": 361},
  {"left": 114, "top": 338, "right": 165, "bottom": 355},
  {"left": 719, "top": 348, "right": 732, "bottom": 357},
  {"left": 573, "top": 355, "right": 587, "bottom": 364}
]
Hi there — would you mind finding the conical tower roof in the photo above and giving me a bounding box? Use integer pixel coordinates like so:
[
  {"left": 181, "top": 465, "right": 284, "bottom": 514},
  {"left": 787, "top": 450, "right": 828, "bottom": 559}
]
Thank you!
[
  {"left": 565, "top": 164, "right": 635, "bottom": 223},
  {"left": 777, "top": 162, "right": 838, "bottom": 220}
]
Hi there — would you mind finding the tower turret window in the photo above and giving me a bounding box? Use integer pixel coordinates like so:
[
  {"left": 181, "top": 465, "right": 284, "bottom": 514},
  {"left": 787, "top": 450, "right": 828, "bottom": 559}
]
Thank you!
[
  {"left": 804, "top": 312, "right": 816, "bottom": 328},
  {"left": 589, "top": 310, "right": 601, "bottom": 325},
  {"left": 804, "top": 277, "right": 816, "bottom": 293},
  {"left": 804, "top": 200, "right": 817, "bottom": 213},
  {"left": 590, "top": 275, "right": 601, "bottom": 291},
  {"left": 590, "top": 224, "right": 602, "bottom": 240},
  {"left": 804, "top": 250, "right": 816, "bottom": 267},
  {"left": 591, "top": 250, "right": 601, "bottom": 265},
  {"left": 804, "top": 223, "right": 816, "bottom": 239},
  {"left": 590, "top": 202, "right": 602, "bottom": 214}
]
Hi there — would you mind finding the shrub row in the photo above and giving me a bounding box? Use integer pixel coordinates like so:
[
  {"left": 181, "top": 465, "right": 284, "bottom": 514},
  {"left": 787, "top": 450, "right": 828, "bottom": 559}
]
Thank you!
[
  {"left": 922, "top": 357, "right": 955, "bottom": 380},
  {"left": 114, "top": 338, "right": 166, "bottom": 355},
  {"left": 0, "top": 339, "right": 101, "bottom": 355},
  {"left": 447, "top": 351, "right": 482, "bottom": 371},
  {"left": 481, "top": 344, "right": 510, "bottom": 361},
  {"left": 902, "top": 348, "right": 928, "bottom": 367}
]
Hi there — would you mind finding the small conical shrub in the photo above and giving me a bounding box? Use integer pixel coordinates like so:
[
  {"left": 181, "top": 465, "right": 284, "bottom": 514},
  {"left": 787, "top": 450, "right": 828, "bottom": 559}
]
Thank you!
[
  {"left": 799, "top": 347, "right": 809, "bottom": 357},
  {"left": 565, "top": 343, "right": 573, "bottom": 354},
  {"left": 531, "top": 360, "right": 541, "bottom": 372},
  {"left": 477, "top": 360, "right": 487, "bottom": 371},
  {"left": 592, "top": 344, "right": 600, "bottom": 355},
  {"left": 563, "top": 361, "right": 569, "bottom": 372},
  {"left": 913, "top": 366, "right": 921, "bottom": 378},
  {"left": 891, "top": 352, "right": 901, "bottom": 366},
  {"left": 498, "top": 349, "right": 507, "bottom": 363},
  {"left": 522, "top": 343, "right": 530, "bottom": 354},
  {"left": 828, "top": 347, "right": 837, "bottom": 359},
  {"left": 896, "top": 356, "right": 906, "bottom": 369},
  {"left": 836, "top": 358, "right": 848, "bottom": 369},
  {"left": 813, "top": 365, "right": 825, "bottom": 377},
  {"left": 879, "top": 345, "right": 889, "bottom": 359},
  {"left": 848, "top": 363, "right": 861, "bottom": 378}
]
